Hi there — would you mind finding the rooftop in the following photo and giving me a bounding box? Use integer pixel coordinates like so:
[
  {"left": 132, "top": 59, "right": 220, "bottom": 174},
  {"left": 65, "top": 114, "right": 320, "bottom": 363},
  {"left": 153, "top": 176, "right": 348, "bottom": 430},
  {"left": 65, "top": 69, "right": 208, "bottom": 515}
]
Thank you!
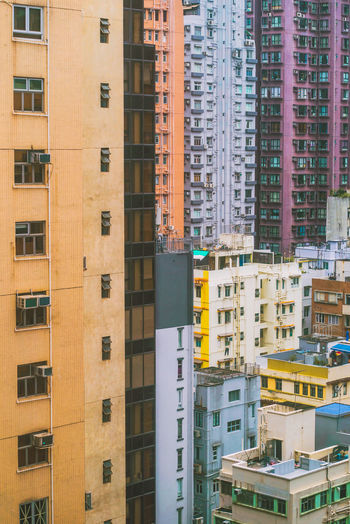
[
  {"left": 316, "top": 403, "right": 350, "bottom": 417},
  {"left": 195, "top": 364, "right": 259, "bottom": 386}
]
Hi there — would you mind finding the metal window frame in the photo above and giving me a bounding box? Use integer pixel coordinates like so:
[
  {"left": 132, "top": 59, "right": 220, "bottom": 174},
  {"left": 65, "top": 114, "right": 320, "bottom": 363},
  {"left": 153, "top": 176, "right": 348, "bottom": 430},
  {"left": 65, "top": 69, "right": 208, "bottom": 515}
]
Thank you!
[
  {"left": 19, "top": 497, "right": 48, "bottom": 524},
  {"left": 15, "top": 220, "right": 46, "bottom": 256},
  {"left": 13, "top": 4, "right": 43, "bottom": 39},
  {"left": 17, "top": 361, "right": 47, "bottom": 398}
]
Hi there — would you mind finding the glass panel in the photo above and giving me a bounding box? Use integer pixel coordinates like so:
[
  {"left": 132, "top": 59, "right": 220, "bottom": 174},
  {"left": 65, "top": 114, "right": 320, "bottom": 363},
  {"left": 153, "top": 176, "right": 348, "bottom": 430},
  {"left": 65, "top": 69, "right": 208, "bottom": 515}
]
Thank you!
[
  {"left": 25, "top": 237, "right": 34, "bottom": 254},
  {"left": 143, "top": 401, "right": 154, "bottom": 433},
  {"left": 133, "top": 161, "right": 142, "bottom": 192},
  {"left": 143, "top": 448, "right": 154, "bottom": 478},
  {"left": 143, "top": 161, "right": 153, "bottom": 192},
  {"left": 132, "top": 354, "right": 143, "bottom": 388},
  {"left": 133, "top": 211, "right": 142, "bottom": 242},
  {"left": 143, "top": 259, "right": 154, "bottom": 290},
  {"left": 14, "top": 92, "right": 22, "bottom": 111},
  {"left": 144, "top": 113, "right": 153, "bottom": 144},
  {"left": 143, "top": 352, "right": 154, "bottom": 386},
  {"left": 133, "top": 259, "right": 142, "bottom": 290},
  {"left": 29, "top": 8, "right": 41, "bottom": 32},
  {"left": 132, "top": 403, "right": 142, "bottom": 435},
  {"left": 33, "top": 93, "right": 43, "bottom": 111},
  {"left": 143, "top": 210, "right": 153, "bottom": 241},
  {"left": 132, "top": 112, "right": 141, "bottom": 143},
  {"left": 29, "top": 79, "right": 42, "bottom": 91},
  {"left": 23, "top": 92, "right": 32, "bottom": 111},
  {"left": 144, "top": 63, "right": 153, "bottom": 95},
  {"left": 132, "top": 11, "right": 142, "bottom": 44},
  {"left": 14, "top": 78, "right": 27, "bottom": 90},
  {"left": 125, "top": 358, "right": 131, "bottom": 389},
  {"left": 133, "top": 62, "right": 142, "bottom": 94},
  {"left": 131, "top": 306, "right": 143, "bottom": 340},
  {"left": 143, "top": 305, "right": 154, "bottom": 338},
  {"left": 14, "top": 7, "right": 26, "bottom": 30}
]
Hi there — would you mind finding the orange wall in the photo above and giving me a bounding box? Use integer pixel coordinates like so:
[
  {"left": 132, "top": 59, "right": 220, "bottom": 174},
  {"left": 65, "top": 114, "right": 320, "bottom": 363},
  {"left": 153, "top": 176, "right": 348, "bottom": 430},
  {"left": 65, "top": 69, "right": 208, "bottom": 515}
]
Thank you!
[{"left": 144, "top": 0, "right": 184, "bottom": 239}]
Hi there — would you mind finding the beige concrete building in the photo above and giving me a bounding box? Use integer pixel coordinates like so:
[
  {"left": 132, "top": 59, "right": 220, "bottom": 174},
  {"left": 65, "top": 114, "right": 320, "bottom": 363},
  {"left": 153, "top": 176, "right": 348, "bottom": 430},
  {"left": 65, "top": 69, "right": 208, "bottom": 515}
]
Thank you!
[
  {"left": 214, "top": 444, "right": 350, "bottom": 524},
  {"left": 193, "top": 235, "right": 302, "bottom": 369},
  {"left": 0, "top": 2, "right": 124, "bottom": 523}
]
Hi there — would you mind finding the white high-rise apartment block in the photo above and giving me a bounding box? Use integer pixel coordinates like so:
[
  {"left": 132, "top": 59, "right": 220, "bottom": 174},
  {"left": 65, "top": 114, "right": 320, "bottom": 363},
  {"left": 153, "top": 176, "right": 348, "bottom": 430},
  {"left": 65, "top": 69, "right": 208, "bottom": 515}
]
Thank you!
[{"left": 183, "top": 1, "right": 257, "bottom": 247}]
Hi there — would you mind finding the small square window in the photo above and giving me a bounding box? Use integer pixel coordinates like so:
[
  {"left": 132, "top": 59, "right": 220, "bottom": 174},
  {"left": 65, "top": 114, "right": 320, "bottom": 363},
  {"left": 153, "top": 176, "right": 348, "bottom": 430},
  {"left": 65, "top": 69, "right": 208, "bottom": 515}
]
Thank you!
[
  {"left": 101, "top": 274, "right": 111, "bottom": 298},
  {"left": 101, "top": 211, "right": 111, "bottom": 235},
  {"left": 13, "top": 5, "right": 43, "bottom": 40},
  {"left": 103, "top": 459, "right": 112, "bottom": 483},
  {"left": 100, "top": 18, "right": 110, "bottom": 43},
  {"left": 102, "top": 398, "right": 112, "bottom": 423},
  {"left": 102, "top": 336, "right": 111, "bottom": 360},
  {"left": 100, "top": 83, "right": 110, "bottom": 108},
  {"left": 101, "top": 148, "right": 111, "bottom": 172}
]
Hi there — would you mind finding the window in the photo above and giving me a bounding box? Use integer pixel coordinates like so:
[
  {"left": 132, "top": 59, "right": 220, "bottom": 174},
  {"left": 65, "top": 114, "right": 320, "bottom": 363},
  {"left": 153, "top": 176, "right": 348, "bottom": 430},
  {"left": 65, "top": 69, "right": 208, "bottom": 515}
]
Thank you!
[
  {"left": 100, "top": 83, "right": 110, "bottom": 108},
  {"left": 101, "top": 211, "right": 111, "bottom": 235},
  {"left": 19, "top": 498, "right": 48, "bottom": 524},
  {"left": 195, "top": 285, "right": 201, "bottom": 298},
  {"left": 320, "top": 490, "right": 327, "bottom": 506},
  {"left": 177, "top": 478, "right": 183, "bottom": 499},
  {"left": 257, "top": 493, "right": 274, "bottom": 511},
  {"left": 301, "top": 495, "right": 316, "bottom": 513},
  {"left": 17, "top": 362, "right": 48, "bottom": 398},
  {"left": 177, "top": 418, "right": 183, "bottom": 440},
  {"left": 13, "top": 5, "right": 43, "bottom": 39},
  {"left": 317, "top": 386, "right": 323, "bottom": 399},
  {"left": 213, "top": 445, "right": 219, "bottom": 461},
  {"left": 275, "top": 379, "right": 282, "bottom": 391},
  {"left": 225, "top": 311, "right": 231, "bottom": 323},
  {"left": 101, "top": 148, "right": 110, "bottom": 172},
  {"left": 14, "top": 150, "right": 45, "bottom": 184},
  {"left": 195, "top": 411, "right": 203, "bottom": 427},
  {"left": 195, "top": 480, "right": 203, "bottom": 494},
  {"left": 213, "top": 411, "right": 220, "bottom": 427},
  {"left": 177, "top": 358, "right": 183, "bottom": 380},
  {"left": 100, "top": 18, "right": 110, "bottom": 43},
  {"left": 14, "top": 77, "right": 43, "bottom": 112},
  {"left": 16, "top": 221, "right": 45, "bottom": 256},
  {"left": 102, "top": 336, "right": 111, "bottom": 360},
  {"left": 229, "top": 390, "right": 240, "bottom": 402},
  {"left": 227, "top": 419, "right": 241, "bottom": 432},
  {"left": 177, "top": 508, "right": 183, "bottom": 524},
  {"left": 177, "top": 328, "right": 183, "bottom": 349},
  {"left": 177, "top": 388, "right": 183, "bottom": 410},
  {"left": 18, "top": 432, "right": 49, "bottom": 468},
  {"left": 177, "top": 448, "right": 183, "bottom": 470},
  {"left": 302, "top": 383, "right": 308, "bottom": 396},
  {"left": 213, "top": 480, "right": 220, "bottom": 493},
  {"left": 102, "top": 398, "right": 112, "bottom": 423},
  {"left": 16, "top": 292, "right": 49, "bottom": 328},
  {"left": 294, "top": 382, "right": 300, "bottom": 394},
  {"left": 261, "top": 376, "right": 268, "bottom": 388},
  {"left": 101, "top": 274, "right": 111, "bottom": 298},
  {"left": 225, "top": 286, "right": 231, "bottom": 297},
  {"left": 85, "top": 492, "right": 92, "bottom": 511},
  {"left": 103, "top": 459, "right": 112, "bottom": 483}
]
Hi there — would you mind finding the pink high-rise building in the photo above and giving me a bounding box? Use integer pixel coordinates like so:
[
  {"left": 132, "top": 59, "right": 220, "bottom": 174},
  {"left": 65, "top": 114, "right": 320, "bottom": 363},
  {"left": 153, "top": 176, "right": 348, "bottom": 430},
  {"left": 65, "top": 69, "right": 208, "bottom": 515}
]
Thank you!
[{"left": 247, "top": 0, "right": 350, "bottom": 254}]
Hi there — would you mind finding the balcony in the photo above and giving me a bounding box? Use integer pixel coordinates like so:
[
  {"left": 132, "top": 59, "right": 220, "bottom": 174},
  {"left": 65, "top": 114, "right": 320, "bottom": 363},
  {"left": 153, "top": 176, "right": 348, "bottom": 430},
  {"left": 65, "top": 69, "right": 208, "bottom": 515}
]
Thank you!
[
  {"left": 191, "top": 217, "right": 203, "bottom": 223},
  {"left": 191, "top": 163, "right": 204, "bottom": 169},
  {"left": 245, "top": 146, "right": 257, "bottom": 151},
  {"left": 191, "top": 199, "right": 203, "bottom": 205},
  {"left": 246, "top": 128, "right": 257, "bottom": 134},
  {"left": 191, "top": 109, "right": 204, "bottom": 114},
  {"left": 191, "top": 72, "right": 204, "bottom": 78},
  {"left": 191, "top": 35, "right": 204, "bottom": 41},
  {"left": 191, "top": 90, "right": 204, "bottom": 96}
]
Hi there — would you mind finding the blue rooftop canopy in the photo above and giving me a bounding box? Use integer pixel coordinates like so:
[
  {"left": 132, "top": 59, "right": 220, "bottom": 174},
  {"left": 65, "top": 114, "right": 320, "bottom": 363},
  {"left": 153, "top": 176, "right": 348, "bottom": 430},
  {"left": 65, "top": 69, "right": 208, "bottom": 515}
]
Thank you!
[
  {"left": 331, "top": 343, "right": 350, "bottom": 353},
  {"left": 316, "top": 403, "right": 350, "bottom": 416}
]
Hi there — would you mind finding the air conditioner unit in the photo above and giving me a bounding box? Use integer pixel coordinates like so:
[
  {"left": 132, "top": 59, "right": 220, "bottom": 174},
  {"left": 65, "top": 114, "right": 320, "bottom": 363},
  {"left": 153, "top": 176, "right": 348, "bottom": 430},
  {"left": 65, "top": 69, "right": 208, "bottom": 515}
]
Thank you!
[
  {"left": 168, "top": 225, "right": 175, "bottom": 231},
  {"left": 185, "top": 25, "right": 190, "bottom": 32},
  {"left": 194, "top": 463, "right": 202, "bottom": 474},
  {"left": 185, "top": 62, "right": 191, "bottom": 67},
  {"left": 185, "top": 118, "right": 191, "bottom": 123},
  {"left": 31, "top": 432, "right": 54, "bottom": 449},
  {"left": 29, "top": 152, "right": 51, "bottom": 164},
  {"left": 234, "top": 488, "right": 242, "bottom": 495},
  {"left": 194, "top": 429, "right": 201, "bottom": 438},
  {"left": 34, "top": 365, "right": 53, "bottom": 377},
  {"left": 193, "top": 518, "right": 204, "bottom": 524},
  {"left": 185, "top": 85, "right": 190, "bottom": 91},
  {"left": 17, "top": 294, "right": 51, "bottom": 309}
]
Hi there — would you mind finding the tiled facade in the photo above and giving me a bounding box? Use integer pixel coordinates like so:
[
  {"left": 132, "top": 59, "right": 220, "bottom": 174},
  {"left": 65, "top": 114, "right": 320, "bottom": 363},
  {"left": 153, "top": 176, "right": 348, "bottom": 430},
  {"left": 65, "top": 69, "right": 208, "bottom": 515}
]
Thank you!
[
  {"left": 144, "top": 0, "right": 184, "bottom": 240},
  {"left": 247, "top": 0, "right": 350, "bottom": 254},
  {"left": 183, "top": 0, "right": 257, "bottom": 247}
]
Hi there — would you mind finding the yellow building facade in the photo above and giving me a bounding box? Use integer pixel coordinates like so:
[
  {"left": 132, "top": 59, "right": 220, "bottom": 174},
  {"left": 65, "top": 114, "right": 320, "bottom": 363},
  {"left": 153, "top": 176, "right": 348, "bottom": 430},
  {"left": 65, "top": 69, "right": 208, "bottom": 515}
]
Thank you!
[
  {"left": 0, "top": 2, "right": 125, "bottom": 522},
  {"left": 261, "top": 358, "right": 350, "bottom": 408}
]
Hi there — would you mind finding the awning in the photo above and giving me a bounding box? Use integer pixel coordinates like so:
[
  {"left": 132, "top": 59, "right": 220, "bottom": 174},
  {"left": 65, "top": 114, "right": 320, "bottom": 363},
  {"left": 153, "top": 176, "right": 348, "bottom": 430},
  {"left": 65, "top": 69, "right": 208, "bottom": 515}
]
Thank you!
[
  {"left": 217, "top": 333, "right": 233, "bottom": 338},
  {"left": 194, "top": 333, "right": 203, "bottom": 338},
  {"left": 331, "top": 343, "right": 350, "bottom": 353}
]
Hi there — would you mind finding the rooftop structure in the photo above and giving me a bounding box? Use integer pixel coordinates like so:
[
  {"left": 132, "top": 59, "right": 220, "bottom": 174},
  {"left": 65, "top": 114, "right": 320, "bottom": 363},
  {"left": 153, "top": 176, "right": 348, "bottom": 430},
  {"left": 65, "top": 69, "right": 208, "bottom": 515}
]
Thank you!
[
  {"left": 258, "top": 337, "right": 350, "bottom": 407},
  {"left": 214, "top": 443, "right": 350, "bottom": 524}
]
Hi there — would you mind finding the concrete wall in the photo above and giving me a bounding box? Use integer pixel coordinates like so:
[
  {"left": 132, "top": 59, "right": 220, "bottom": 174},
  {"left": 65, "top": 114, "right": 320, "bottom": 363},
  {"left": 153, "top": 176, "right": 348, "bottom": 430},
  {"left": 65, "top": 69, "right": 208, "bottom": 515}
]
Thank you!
[
  {"left": 156, "top": 251, "right": 193, "bottom": 524},
  {"left": 0, "top": 1, "right": 85, "bottom": 521},
  {"left": 83, "top": 1, "right": 125, "bottom": 523},
  {"left": 194, "top": 372, "right": 260, "bottom": 523}
]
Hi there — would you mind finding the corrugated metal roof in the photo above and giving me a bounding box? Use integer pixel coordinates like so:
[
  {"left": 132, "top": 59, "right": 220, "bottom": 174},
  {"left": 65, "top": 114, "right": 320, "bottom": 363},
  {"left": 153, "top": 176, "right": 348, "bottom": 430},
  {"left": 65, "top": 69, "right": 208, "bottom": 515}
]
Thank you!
[
  {"left": 331, "top": 343, "right": 350, "bottom": 353},
  {"left": 316, "top": 403, "right": 350, "bottom": 416}
]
